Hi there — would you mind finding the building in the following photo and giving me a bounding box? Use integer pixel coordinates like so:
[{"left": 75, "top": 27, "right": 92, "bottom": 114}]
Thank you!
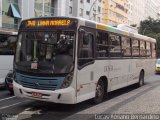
[
  {"left": 0, "top": 0, "right": 105, "bottom": 32},
  {"left": 0, "top": 0, "right": 21, "bottom": 32},
  {"left": 128, "top": 0, "right": 160, "bottom": 27},
  {"left": 0, "top": 0, "right": 129, "bottom": 31},
  {"left": 0, "top": 0, "right": 55, "bottom": 32},
  {"left": 128, "top": 0, "right": 145, "bottom": 27},
  {"left": 101, "top": 0, "right": 128, "bottom": 26},
  {"left": 69, "top": 0, "right": 102, "bottom": 22},
  {"left": 101, "top": 0, "right": 109, "bottom": 24},
  {"left": 144, "top": 0, "right": 160, "bottom": 20},
  {"left": 128, "top": 0, "right": 133, "bottom": 25},
  {"left": 1, "top": 0, "right": 160, "bottom": 32}
]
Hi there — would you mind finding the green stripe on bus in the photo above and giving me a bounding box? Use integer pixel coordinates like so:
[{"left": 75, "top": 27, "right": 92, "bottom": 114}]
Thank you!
[{"left": 107, "top": 26, "right": 117, "bottom": 33}]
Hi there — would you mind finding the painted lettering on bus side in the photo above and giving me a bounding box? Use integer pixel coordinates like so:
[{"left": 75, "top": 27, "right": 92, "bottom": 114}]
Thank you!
[
  {"left": 104, "top": 65, "right": 113, "bottom": 72},
  {"left": 104, "top": 66, "right": 121, "bottom": 72}
]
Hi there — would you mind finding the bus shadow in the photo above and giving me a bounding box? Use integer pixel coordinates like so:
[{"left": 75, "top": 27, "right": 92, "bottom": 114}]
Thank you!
[
  {"left": 107, "top": 84, "right": 140, "bottom": 100},
  {"left": 24, "top": 84, "right": 143, "bottom": 120}
]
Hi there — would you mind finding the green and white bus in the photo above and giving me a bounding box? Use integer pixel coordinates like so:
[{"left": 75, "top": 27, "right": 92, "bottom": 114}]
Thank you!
[{"left": 13, "top": 17, "right": 156, "bottom": 104}]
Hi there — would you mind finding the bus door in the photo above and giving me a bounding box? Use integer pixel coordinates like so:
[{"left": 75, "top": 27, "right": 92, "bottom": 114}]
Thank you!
[{"left": 76, "top": 27, "right": 95, "bottom": 102}]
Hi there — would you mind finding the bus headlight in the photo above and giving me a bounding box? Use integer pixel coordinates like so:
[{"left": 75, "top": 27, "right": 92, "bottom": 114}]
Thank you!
[{"left": 61, "top": 73, "right": 73, "bottom": 89}]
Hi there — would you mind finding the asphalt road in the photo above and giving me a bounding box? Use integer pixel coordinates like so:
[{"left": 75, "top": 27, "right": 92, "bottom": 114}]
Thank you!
[{"left": 0, "top": 75, "right": 160, "bottom": 120}]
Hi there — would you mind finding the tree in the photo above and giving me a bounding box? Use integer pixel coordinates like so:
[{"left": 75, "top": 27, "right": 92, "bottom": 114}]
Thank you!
[{"left": 139, "top": 17, "right": 160, "bottom": 57}]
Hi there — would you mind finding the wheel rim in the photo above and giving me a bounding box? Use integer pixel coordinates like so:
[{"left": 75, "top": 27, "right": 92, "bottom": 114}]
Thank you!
[{"left": 96, "top": 84, "right": 103, "bottom": 98}]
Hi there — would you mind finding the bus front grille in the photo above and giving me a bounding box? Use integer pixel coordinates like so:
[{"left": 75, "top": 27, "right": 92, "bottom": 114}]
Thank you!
[
  {"left": 20, "top": 80, "right": 57, "bottom": 90},
  {"left": 16, "top": 73, "right": 65, "bottom": 91}
]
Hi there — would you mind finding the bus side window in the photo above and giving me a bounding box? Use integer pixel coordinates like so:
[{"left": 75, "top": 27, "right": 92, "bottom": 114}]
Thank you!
[
  {"left": 121, "top": 36, "right": 131, "bottom": 57},
  {"left": 78, "top": 29, "right": 94, "bottom": 67},
  {"left": 152, "top": 43, "right": 156, "bottom": 58},
  {"left": 132, "top": 39, "right": 140, "bottom": 57},
  {"left": 140, "top": 40, "right": 146, "bottom": 57},
  {"left": 96, "top": 31, "right": 109, "bottom": 58},
  {"left": 146, "top": 42, "right": 151, "bottom": 58},
  {"left": 109, "top": 34, "right": 121, "bottom": 57}
]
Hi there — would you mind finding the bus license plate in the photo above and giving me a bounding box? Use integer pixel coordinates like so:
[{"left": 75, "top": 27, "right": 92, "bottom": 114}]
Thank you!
[{"left": 32, "top": 92, "right": 42, "bottom": 98}]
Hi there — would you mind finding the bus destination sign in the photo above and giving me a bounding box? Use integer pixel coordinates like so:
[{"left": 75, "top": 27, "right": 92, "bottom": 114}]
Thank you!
[{"left": 26, "top": 19, "right": 72, "bottom": 27}]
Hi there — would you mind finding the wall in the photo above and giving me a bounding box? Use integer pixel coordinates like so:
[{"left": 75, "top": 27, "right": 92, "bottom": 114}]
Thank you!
[
  {"left": 2, "top": 0, "right": 16, "bottom": 29},
  {"left": 22, "top": 0, "right": 34, "bottom": 20}
]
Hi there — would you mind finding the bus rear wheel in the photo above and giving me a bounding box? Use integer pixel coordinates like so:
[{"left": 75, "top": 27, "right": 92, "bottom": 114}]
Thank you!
[
  {"left": 137, "top": 71, "right": 144, "bottom": 87},
  {"left": 93, "top": 80, "right": 104, "bottom": 104}
]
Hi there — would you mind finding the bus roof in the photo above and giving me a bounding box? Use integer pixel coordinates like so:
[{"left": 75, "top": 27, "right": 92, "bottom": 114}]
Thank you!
[
  {"left": 79, "top": 18, "right": 156, "bottom": 43},
  {"left": 22, "top": 16, "right": 156, "bottom": 43}
]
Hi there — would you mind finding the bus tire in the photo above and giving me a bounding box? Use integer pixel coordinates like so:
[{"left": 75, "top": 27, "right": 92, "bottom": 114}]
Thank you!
[
  {"left": 137, "top": 71, "right": 144, "bottom": 87},
  {"left": 93, "top": 80, "right": 105, "bottom": 104}
]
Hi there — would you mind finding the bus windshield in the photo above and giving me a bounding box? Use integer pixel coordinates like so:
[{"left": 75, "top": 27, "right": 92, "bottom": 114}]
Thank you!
[{"left": 15, "top": 31, "right": 75, "bottom": 74}]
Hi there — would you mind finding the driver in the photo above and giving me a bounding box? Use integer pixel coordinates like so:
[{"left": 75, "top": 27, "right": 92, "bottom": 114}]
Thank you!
[{"left": 57, "top": 34, "right": 68, "bottom": 52}]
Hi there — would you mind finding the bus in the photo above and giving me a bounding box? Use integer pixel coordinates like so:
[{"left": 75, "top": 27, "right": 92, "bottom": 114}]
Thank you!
[
  {"left": 13, "top": 17, "right": 156, "bottom": 104},
  {"left": 0, "top": 30, "right": 17, "bottom": 88}
]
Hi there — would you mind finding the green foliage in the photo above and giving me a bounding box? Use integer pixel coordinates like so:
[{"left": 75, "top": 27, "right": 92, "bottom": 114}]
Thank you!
[
  {"left": 139, "top": 17, "right": 160, "bottom": 35},
  {"left": 139, "top": 17, "right": 160, "bottom": 57}
]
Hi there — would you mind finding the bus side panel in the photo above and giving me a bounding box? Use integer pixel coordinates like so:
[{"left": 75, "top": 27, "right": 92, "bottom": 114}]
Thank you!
[
  {"left": 76, "top": 64, "right": 95, "bottom": 103},
  {"left": 128, "top": 59, "right": 156, "bottom": 86},
  {"left": 144, "top": 59, "right": 156, "bottom": 77},
  {"left": 91, "top": 60, "right": 110, "bottom": 91},
  {"left": 109, "top": 59, "right": 130, "bottom": 91},
  {"left": 128, "top": 59, "right": 142, "bottom": 85}
]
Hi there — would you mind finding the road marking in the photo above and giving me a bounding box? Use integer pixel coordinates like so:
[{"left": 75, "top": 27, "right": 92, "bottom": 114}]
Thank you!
[
  {"left": 7, "top": 107, "right": 42, "bottom": 120},
  {"left": 17, "top": 108, "right": 42, "bottom": 119},
  {"left": 0, "top": 100, "right": 29, "bottom": 110},
  {"left": 0, "top": 96, "right": 16, "bottom": 102}
]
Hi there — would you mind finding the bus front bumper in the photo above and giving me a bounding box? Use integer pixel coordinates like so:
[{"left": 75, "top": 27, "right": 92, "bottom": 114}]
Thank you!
[{"left": 13, "top": 81, "right": 76, "bottom": 104}]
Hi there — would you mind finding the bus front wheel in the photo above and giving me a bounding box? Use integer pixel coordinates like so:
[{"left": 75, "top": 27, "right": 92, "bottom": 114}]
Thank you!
[{"left": 93, "top": 80, "right": 105, "bottom": 104}]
